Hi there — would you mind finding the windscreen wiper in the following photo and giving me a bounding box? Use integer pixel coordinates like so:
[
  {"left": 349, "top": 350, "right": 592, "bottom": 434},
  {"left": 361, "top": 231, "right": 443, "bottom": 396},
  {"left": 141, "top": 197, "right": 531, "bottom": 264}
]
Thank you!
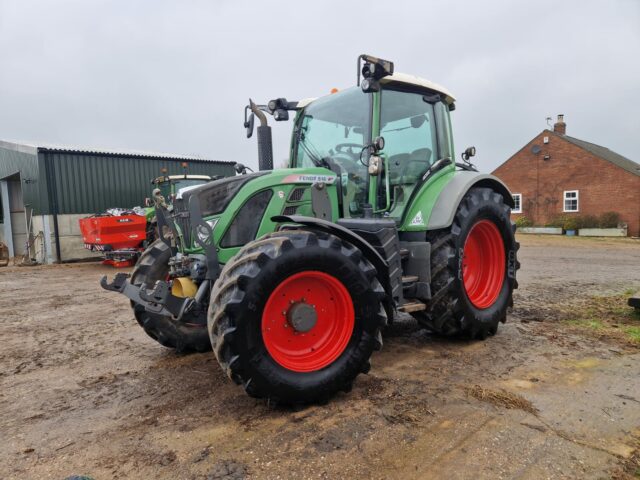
[{"left": 297, "top": 133, "right": 331, "bottom": 169}]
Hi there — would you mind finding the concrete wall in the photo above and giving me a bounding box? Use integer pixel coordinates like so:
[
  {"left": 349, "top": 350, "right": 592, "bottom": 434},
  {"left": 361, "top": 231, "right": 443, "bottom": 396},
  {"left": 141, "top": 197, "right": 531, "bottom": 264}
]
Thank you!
[
  {"left": 0, "top": 212, "right": 98, "bottom": 264},
  {"left": 56, "top": 213, "right": 101, "bottom": 262},
  {"left": 30, "top": 213, "right": 101, "bottom": 263}
]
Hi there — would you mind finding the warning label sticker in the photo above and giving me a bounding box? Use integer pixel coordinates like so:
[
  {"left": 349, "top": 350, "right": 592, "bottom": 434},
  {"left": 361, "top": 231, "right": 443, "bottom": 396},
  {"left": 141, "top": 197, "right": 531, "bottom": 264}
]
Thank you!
[{"left": 410, "top": 211, "right": 425, "bottom": 226}]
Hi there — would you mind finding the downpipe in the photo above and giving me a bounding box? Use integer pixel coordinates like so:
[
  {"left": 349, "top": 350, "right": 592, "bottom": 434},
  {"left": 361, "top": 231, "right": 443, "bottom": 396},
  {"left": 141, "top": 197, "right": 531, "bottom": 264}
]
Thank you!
[{"left": 250, "top": 99, "right": 273, "bottom": 171}]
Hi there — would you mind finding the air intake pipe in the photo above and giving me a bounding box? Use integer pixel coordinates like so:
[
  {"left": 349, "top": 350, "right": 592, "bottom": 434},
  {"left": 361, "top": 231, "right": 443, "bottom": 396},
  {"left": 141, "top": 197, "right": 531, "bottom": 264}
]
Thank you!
[{"left": 250, "top": 99, "right": 273, "bottom": 171}]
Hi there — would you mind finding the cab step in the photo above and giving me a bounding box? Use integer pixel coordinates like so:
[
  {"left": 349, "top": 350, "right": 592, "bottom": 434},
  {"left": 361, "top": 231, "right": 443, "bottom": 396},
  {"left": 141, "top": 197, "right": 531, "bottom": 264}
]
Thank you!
[
  {"left": 398, "top": 300, "right": 427, "bottom": 313},
  {"left": 401, "top": 275, "right": 419, "bottom": 284}
]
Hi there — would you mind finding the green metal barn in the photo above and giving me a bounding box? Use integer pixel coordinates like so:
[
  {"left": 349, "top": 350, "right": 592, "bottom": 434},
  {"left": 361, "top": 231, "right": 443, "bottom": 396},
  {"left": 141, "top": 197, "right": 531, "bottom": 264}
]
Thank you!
[{"left": 0, "top": 140, "right": 235, "bottom": 263}]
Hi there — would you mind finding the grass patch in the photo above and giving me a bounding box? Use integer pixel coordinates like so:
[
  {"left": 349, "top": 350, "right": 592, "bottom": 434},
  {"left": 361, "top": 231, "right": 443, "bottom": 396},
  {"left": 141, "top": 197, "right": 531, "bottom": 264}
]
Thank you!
[
  {"left": 623, "top": 326, "right": 640, "bottom": 343},
  {"left": 561, "top": 291, "right": 640, "bottom": 347},
  {"left": 566, "top": 318, "right": 605, "bottom": 330}
]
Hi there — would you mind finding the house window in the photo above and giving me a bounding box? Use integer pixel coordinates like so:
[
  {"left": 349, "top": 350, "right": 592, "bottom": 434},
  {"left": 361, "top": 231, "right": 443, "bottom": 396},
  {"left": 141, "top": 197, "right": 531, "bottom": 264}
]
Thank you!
[
  {"left": 512, "top": 194, "right": 522, "bottom": 213},
  {"left": 563, "top": 190, "right": 579, "bottom": 212}
]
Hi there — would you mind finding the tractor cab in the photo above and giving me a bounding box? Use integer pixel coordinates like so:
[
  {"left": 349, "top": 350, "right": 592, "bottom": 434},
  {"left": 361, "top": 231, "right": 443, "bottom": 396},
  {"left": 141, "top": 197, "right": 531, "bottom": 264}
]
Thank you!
[
  {"left": 290, "top": 76, "right": 456, "bottom": 220},
  {"left": 152, "top": 174, "right": 215, "bottom": 200}
]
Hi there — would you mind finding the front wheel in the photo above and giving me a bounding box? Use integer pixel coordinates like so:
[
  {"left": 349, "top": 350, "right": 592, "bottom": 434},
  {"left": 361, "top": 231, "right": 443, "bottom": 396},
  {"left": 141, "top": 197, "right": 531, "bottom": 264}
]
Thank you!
[
  {"left": 414, "top": 187, "right": 519, "bottom": 339},
  {"left": 208, "top": 230, "right": 387, "bottom": 405}
]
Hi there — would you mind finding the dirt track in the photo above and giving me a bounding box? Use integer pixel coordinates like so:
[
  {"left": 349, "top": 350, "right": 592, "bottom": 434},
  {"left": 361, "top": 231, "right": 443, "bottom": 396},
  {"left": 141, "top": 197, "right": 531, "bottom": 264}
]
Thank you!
[{"left": 1, "top": 235, "right": 639, "bottom": 480}]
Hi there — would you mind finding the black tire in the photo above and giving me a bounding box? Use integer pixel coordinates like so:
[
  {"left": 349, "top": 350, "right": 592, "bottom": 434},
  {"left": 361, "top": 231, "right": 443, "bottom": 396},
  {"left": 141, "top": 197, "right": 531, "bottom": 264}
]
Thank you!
[
  {"left": 130, "top": 239, "right": 211, "bottom": 353},
  {"left": 208, "top": 230, "right": 387, "bottom": 405},
  {"left": 414, "top": 187, "right": 519, "bottom": 339}
]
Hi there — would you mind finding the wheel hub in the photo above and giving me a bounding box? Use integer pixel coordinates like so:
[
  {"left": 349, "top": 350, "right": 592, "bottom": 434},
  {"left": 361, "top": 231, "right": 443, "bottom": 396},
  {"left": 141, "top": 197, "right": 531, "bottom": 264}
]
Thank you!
[
  {"left": 261, "top": 271, "right": 355, "bottom": 373},
  {"left": 287, "top": 302, "right": 318, "bottom": 333},
  {"left": 462, "top": 219, "right": 506, "bottom": 309}
]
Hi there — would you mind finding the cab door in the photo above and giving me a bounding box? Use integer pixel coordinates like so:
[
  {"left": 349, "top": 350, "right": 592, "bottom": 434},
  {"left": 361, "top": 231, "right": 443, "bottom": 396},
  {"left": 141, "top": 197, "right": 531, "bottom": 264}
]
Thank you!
[{"left": 375, "top": 88, "right": 455, "bottom": 220}]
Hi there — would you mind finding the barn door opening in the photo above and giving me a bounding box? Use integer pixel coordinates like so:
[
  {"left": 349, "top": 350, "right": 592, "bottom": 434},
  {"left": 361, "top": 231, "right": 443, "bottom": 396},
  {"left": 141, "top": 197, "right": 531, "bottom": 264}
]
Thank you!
[{"left": 6, "top": 174, "right": 29, "bottom": 260}]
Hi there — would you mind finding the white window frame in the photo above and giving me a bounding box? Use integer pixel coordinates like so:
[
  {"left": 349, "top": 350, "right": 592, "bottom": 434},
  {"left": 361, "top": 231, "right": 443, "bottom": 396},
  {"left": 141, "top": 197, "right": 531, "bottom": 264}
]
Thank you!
[
  {"left": 563, "top": 190, "right": 579, "bottom": 212},
  {"left": 512, "top": 193, "right": 522, "bottom": 213}
]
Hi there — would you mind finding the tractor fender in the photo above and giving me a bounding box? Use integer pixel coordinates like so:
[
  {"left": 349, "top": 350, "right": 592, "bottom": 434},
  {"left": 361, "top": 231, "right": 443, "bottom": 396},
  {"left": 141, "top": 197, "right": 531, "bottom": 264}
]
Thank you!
[
  {"left": 427, "top": 172, "right": 514, "bottom": 230},
  {"left": 271, "top": 214, "right": 392, "bottom": 299}
]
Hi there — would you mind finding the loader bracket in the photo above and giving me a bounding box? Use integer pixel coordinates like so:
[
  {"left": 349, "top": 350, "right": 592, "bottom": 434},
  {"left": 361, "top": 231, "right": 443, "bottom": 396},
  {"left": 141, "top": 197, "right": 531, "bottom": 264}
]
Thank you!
[
  {"left": 100, "top": 272, "right": 130, "bottom": 293},
  {"left": 100, "top": 273, "right": 193, "bottom": 320}
]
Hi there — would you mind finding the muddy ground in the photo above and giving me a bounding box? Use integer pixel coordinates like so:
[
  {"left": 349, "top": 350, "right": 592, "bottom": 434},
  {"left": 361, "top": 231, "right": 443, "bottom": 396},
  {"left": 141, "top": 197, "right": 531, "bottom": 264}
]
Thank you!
[{"left": 1, "top": 235, "right": 639, "bottom": 480}]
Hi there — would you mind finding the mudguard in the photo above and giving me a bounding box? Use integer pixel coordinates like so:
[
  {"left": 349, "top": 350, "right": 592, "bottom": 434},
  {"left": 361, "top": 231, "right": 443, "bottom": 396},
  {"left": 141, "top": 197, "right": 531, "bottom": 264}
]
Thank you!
[
  {"left": 426, "top": 172, "right": 514, "bottom": 230},
  {"left": 271, "top": 214, "right": 392, "bottom": 299}
]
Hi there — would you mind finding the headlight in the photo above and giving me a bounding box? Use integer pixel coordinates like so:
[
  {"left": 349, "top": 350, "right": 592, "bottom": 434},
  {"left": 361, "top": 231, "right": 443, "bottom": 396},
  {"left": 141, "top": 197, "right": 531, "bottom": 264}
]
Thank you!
[{"left": 196, "top": 219, "right": 218, "bottom": 243}]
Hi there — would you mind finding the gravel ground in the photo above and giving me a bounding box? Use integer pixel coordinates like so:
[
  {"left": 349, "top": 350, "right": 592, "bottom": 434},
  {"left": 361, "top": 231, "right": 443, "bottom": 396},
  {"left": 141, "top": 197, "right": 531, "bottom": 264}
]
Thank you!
[{"left": 1, "top": 234, "right": 639, "bottom": 480}]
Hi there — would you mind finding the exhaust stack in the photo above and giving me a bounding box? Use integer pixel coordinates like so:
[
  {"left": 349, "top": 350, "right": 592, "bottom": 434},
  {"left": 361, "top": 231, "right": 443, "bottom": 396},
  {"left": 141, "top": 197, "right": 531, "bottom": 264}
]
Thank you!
[{"left": 250, "top": 99, "right": 273, "bottom": 171}]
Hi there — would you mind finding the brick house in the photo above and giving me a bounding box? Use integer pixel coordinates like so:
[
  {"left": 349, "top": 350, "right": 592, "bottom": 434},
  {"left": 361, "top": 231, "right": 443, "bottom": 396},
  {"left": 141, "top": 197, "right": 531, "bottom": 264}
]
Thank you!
[{"left": 492, "top": 115, "right": 640, "bottom": 236}]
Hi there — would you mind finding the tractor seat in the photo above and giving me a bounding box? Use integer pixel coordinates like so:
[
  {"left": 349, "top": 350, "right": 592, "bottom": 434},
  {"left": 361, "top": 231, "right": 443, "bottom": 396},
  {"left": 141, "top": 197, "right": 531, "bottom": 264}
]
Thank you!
[
  {"left": 409, "top": 147, "right": 432, "bottom": 163},
  {"left": 388, "top": 148, "right": 432, "bottom": 184}
]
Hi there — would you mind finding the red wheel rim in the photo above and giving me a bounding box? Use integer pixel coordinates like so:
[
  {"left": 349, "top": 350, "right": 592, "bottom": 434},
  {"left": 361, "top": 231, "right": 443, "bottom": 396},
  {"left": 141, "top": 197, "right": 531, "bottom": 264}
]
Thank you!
[
  {"left": 261, "top": 271, "right": 354, "bottom": 373},
  {"left": 462, "top": 220, "right": 506, "bottom": 309}
]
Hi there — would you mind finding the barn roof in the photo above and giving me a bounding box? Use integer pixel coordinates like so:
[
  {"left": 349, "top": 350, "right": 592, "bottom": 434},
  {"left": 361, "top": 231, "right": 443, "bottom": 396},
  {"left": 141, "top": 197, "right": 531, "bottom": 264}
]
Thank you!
[
  {"left": 557, "top": 133, "right": 640, "bottom": 177},
  {"left": 0, "top": 140, "right": 233, "bottom": 164}
]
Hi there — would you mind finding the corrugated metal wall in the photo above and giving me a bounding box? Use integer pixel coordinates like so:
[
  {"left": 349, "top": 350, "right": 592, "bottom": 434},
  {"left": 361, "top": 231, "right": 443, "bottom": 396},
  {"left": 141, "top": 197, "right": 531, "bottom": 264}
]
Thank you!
[{"left": 42, "top": 152, "right": 236, "bottom": 214}]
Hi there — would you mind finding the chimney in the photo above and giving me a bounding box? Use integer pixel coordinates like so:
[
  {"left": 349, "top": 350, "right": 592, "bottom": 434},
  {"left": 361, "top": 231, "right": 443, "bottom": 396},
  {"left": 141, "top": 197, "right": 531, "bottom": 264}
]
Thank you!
[{"left": 553, "top": 114, "right": 566, "bottom": 135}]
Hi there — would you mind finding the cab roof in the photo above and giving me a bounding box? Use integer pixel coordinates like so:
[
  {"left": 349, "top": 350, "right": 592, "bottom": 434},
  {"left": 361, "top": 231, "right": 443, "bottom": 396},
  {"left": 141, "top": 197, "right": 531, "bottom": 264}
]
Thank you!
[
  {"left": 297, "top": 72, "right": 455, "bottom": 109},
  {"left": 381, "top": 72, "right": 455, "bottom": 103}
]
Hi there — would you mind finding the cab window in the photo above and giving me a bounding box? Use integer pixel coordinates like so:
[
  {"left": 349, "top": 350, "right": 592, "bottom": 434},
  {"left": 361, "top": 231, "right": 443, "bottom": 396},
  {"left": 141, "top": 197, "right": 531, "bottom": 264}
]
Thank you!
[{"left": 380, "top": 89, "right": 438, "bottom": 215}]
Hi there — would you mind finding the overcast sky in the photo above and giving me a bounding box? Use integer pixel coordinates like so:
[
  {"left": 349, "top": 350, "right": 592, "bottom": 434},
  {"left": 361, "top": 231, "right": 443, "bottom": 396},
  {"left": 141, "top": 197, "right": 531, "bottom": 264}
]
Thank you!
[{"left": 1, "top": 0, "right": 638, "bottom": 173}]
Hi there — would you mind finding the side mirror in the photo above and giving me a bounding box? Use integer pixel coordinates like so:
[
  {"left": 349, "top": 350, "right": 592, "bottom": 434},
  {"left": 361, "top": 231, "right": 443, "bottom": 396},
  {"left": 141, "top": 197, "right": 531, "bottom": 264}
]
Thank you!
[
  {"left": 462, "top": 146, "right": 476, "bottom": 161},
  {"left": 244, "top": 113, "right": 255, "bottom": 138}
]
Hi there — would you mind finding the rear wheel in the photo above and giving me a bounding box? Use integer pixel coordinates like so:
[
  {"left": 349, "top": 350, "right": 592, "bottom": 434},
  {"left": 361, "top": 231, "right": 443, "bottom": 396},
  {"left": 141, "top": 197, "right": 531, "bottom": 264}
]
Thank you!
[
  {"left": 414, "top": 187, "right": 519, "bottom": 339},
  {"left": 208, "top": 230, "right": 386, "bottom": 404},
  {"left": 130, "top": 239, "right": 211, "bottom": 353}
]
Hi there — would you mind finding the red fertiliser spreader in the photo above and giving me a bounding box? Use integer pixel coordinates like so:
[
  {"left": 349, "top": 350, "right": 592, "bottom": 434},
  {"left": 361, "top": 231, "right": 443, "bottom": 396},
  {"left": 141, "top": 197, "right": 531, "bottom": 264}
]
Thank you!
[{"left": 79, "top": 209, "right": 148, "bottom": 267}]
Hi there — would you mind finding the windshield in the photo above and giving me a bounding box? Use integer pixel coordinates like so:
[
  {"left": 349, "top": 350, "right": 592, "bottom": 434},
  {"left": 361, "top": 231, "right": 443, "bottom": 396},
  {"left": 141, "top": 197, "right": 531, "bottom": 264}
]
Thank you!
[
  {"left": 293, "top": 87, "right": 371, "bottom": 215},
  {"left": 158, "top": 178, "right": 209, "bottom": 198}
]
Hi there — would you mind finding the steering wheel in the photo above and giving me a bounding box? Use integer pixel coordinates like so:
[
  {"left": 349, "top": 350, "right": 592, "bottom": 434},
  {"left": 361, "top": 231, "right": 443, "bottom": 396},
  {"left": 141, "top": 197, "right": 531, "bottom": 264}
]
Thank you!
[
  {"left": 335, "top": 143, "right": 364, "bottom": 156},
  {"left": 328, "top": 154, "right": 361, "bottom": 176}
]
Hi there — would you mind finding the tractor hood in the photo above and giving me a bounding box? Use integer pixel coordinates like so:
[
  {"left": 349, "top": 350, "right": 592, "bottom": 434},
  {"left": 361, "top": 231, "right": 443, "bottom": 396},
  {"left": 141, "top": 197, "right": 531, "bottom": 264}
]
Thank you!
[
  {"left": 178, "top": 168, "right": 338, "bottom": 218},
  {"left": 178, "top": 171, "right": 268, "bottom": 217}
]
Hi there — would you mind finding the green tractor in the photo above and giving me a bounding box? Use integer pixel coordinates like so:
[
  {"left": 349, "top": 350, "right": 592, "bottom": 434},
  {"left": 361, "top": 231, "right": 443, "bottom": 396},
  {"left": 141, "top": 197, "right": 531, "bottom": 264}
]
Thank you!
[
  {"left": 145, "top": 171, "right": 219, "bottom": 224},
  {"left": 102, "top": 55, "right": 519, "bottom": 404}
]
